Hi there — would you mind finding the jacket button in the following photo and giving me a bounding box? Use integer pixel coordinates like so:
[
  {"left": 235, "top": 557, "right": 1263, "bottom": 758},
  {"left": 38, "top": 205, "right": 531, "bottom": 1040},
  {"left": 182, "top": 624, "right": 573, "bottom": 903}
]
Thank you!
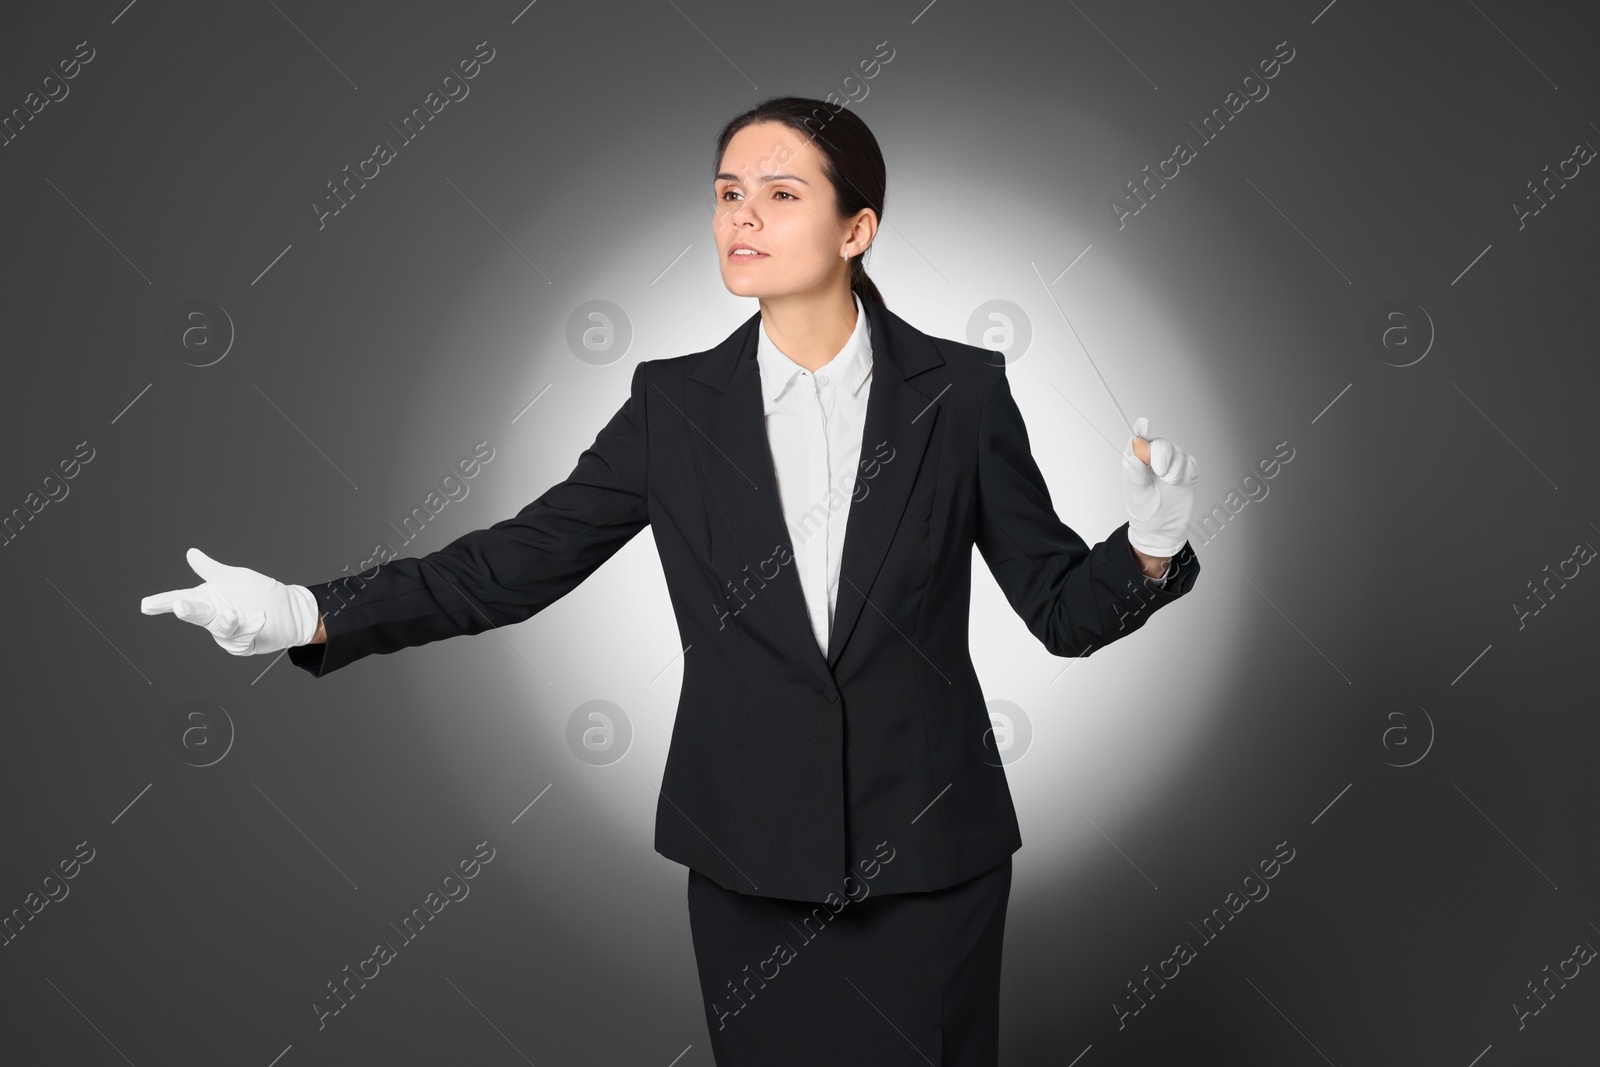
[{"left": 824, "top": 689, "right": 838, "bottom": 703}]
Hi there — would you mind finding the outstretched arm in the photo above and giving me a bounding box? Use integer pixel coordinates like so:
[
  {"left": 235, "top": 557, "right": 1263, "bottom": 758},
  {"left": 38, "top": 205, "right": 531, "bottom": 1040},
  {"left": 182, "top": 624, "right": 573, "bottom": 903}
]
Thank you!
[{"left": 289, "top": 360, "right": 651, "bottom": 677}]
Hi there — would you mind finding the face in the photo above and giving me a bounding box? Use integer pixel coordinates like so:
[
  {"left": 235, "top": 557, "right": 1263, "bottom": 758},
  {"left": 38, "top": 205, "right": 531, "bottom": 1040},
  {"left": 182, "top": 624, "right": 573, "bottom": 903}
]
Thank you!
[{"left": 713, "top": 121, "right": 873, "bottom": 300}]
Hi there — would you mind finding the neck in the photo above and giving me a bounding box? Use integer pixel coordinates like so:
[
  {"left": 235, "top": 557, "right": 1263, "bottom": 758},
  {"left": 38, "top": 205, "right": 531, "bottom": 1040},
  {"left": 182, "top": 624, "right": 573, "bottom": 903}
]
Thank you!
[{"left": 759, "top": 285, "right": 858, "bottom": 373}]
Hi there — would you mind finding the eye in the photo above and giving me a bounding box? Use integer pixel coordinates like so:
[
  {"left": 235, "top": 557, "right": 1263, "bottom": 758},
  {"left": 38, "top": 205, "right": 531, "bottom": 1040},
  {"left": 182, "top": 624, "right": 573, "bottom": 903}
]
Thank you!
[{"left": 718, "top": 188, "right": 798, "bottom": 202}]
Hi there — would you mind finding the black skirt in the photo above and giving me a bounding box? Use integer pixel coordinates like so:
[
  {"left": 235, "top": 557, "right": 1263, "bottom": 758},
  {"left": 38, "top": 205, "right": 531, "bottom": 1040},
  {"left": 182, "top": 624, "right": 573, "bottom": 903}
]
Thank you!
[{"left": 686, "top": 856, "right": 1013, "bottom": 1066}]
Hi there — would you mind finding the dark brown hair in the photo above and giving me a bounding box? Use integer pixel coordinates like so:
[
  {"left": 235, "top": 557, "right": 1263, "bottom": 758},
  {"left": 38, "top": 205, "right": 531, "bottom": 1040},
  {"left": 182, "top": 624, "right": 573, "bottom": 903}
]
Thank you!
[{"left": 714, "top": 96, "right": 887, "bottom": 308}]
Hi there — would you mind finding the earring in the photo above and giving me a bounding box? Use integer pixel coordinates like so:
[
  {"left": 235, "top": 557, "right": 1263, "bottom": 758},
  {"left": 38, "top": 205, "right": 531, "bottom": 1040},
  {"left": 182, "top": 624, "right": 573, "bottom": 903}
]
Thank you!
[{"left": 843, "top": 251, "right": 850, "bottom": 262}]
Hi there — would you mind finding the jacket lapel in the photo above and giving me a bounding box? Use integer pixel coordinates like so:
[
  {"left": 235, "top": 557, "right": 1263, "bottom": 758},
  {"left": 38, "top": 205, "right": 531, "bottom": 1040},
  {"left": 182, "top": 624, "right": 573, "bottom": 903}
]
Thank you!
[
  {"left": 687, "top": 295, "right": 946, "bottom": 677},
  {"left": 823, "top": 298, "right": 945, "bottom": 666}
]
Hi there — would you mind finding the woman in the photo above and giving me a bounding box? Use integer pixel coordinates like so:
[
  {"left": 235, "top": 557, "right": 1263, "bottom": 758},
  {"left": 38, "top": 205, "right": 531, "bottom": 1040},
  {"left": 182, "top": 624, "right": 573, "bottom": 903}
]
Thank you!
[{"left": 141, "top": 96, "right": 1201, "bottom": 1065}]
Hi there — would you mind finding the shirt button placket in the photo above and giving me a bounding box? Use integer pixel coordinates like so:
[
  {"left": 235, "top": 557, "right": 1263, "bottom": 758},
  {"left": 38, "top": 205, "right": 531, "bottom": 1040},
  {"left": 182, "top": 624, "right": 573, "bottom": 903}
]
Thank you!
[
  {"left": 817, "top": 372, "right": 838, "bottom": 651},
  {"left": 813, "top": 377, "right": 834, "bottom": 653}
]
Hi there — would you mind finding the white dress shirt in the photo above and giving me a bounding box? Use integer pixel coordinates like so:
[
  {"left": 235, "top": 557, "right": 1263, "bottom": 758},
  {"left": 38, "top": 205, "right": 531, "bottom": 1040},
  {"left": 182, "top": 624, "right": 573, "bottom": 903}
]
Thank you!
[
  {"left": 755, "top": 292, "right": 1170, "bottom": 659},
  {"left": 756, "top": 292, "right": 877, "bottom": 657}
]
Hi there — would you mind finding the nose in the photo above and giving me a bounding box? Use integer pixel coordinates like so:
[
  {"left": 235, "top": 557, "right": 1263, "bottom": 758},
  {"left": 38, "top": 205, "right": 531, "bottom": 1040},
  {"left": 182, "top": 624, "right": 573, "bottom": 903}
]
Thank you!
[
  {"left": 720, "top": 193, "right": 759, "bottom": 228},
  {"left": 715, "top": 207, "right": 756, "bottom": 248}
]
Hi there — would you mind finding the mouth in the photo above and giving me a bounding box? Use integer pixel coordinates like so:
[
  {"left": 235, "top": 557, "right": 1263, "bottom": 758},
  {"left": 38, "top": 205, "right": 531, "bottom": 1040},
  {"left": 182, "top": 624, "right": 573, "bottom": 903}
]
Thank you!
[{"left": 728, "top": 247, "right": 769, "bottom": 261}]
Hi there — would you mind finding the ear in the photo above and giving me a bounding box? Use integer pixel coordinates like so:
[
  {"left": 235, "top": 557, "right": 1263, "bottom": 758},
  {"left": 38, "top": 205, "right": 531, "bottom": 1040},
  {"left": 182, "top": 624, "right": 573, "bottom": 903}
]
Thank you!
[{"left": 848, "top": 208, "right": 878, "bottom": 256}]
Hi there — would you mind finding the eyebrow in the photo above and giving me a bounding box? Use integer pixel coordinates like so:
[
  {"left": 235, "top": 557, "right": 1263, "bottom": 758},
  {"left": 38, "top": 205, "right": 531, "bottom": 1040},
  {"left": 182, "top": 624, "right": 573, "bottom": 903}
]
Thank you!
[{"left": 714, "top": 172, "right": 810, "bottom": 185}]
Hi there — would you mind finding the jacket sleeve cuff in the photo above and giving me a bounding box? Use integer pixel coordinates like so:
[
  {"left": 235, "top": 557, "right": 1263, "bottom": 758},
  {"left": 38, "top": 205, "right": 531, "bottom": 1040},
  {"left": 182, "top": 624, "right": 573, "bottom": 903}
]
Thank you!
[{"left": 285, "top": 582, "right": 355, "bottom": 679}]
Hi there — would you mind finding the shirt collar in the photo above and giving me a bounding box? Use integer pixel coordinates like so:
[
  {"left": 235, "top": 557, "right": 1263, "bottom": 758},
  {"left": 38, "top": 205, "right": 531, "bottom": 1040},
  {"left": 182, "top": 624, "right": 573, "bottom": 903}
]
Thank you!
[{"left": 755, "top": 291, "right": 874, "bottom": 402}]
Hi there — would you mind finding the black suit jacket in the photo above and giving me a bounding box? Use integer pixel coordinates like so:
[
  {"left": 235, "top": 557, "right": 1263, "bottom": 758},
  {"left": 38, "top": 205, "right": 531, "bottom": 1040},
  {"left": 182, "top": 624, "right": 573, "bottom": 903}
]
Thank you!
[{"left": 288, "top": 293, "right": 1200, "bottom": 902}]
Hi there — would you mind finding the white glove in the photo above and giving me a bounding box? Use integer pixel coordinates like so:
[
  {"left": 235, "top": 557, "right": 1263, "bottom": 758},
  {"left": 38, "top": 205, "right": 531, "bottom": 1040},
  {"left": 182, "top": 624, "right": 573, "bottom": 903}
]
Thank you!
[
  {"left": 1122, "top": 416, "right": 1200, "bottom": 558},
  {"left": 140, "top": 547, "right": 320, "bottom": 656}
]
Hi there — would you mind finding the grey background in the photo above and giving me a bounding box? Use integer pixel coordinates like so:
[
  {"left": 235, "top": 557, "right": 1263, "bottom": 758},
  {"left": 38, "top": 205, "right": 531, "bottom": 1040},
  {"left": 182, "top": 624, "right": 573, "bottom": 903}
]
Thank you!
[{"left": 2, "top": 0, "right": 1596, "bottom": 1063}]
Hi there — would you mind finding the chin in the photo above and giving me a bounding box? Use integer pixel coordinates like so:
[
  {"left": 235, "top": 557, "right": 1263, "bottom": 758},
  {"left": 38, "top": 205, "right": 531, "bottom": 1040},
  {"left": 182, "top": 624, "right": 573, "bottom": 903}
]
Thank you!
[
  {"left": 719, "top": 271, "right": 823, "bottom": 302},
  {"left": 720, "top": 274, "right": 761, "bottom": 298},
  {"left": 720, "top": 275, "right": 784, "bottom": 300}
]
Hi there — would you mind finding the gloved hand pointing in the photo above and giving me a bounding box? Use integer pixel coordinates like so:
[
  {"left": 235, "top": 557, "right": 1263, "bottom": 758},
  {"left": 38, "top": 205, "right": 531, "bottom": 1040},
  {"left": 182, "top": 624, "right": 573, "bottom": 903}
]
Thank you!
[
  {"left": 1122, "top": 416, "right": 1200, "bottom": 558},
  {"left": 141, "top": 548, "right": 320, "bottom": 656}
]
